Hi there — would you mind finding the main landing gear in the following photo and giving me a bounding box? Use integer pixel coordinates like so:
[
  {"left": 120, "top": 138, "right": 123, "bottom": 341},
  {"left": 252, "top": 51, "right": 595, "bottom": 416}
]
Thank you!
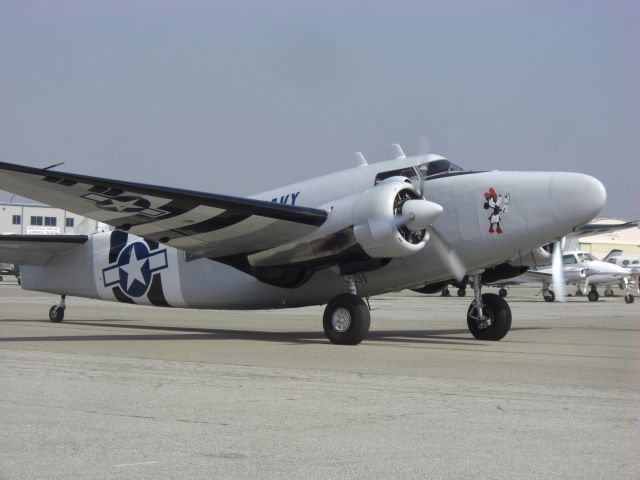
[
  {"left": 49, "top": 295, "right": 66, "bottom": 323},
  {"left": 323, "top": 293, "right": 371, "bottom": 345},
  {"left": 323, "top": 276, "right": 371, "bottom": 345},
  {"left": 466, "top": 274, "right": 512, "bottom": 340},
  {"left": 324, "top": 273, "right": 513, "bottom": 344}
]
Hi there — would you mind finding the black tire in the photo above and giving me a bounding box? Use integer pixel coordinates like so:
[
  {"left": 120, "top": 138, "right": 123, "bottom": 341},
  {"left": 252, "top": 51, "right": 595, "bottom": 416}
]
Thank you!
[
  {"left": 49, "top": 305, "right": 65, "bottom": 323},
  {"left": 323, "top": 293, "right": 370, "bottom": 345},
  {"left": 625, "top": 294, "right": 634, "bottom": 304},
  {"left": 498, "top": 288, "right": 508, "bottom": 298},
  {"left": 544, "top": 290, "right": 555, "bottom": 302},
  {"left": 457, "top": 288, "right": 466, "bottom": 297},
  {"left": 587, "top": 290, "right": 599, "bottom": 302},
  {"left": 467, "top": 293, "right": 512, "bottom": 341},
  {"left": 441, "top": 288, "right": 451, "bottom": 297}
]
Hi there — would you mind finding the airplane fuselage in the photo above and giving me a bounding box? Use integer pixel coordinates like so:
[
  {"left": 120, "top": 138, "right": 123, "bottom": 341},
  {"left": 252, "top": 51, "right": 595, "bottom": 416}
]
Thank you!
[{"left": 20, "top": 156, "right": 606, "bottom": 310}]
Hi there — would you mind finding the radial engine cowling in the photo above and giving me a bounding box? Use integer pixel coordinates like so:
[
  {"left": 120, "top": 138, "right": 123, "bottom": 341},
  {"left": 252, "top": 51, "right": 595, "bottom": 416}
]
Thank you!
[{"left": 352, "top": 181, "right": 443, "bottom": 259}]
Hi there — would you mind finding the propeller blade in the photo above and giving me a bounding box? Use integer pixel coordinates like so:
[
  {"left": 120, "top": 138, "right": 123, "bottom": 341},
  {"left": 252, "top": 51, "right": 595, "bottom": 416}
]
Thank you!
[
  {"left": 430, "top": 227, "right": 466, "bottom": 282},
  {"left": 551, "top": 239, "right": 566, "bottom": 302}
]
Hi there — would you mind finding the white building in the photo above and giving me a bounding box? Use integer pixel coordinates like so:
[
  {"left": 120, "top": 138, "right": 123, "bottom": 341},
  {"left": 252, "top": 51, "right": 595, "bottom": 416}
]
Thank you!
[{"left": 0, "top": 202, "right": 109, "bottom": 235}]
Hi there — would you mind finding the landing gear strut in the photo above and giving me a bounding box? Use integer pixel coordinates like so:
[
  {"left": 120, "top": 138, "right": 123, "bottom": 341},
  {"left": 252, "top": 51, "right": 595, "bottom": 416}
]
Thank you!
[
  {"left": 466, "top": 274, "right": 512, "bottom": 341},
  {"left": 49, "top": 295, "right": 66, "bottom": 323}
]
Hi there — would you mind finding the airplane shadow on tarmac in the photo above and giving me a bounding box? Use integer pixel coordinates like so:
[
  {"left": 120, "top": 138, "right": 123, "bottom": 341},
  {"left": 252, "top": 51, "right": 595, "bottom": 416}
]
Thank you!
[{"left": 0, "top": 318, "right": 546, "bottom": 346}]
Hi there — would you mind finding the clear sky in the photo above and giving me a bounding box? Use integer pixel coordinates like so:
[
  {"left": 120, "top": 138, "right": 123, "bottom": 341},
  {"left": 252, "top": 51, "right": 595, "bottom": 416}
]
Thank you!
[{"left": 1, "top": 0, "right": 638, "bottom": 218}]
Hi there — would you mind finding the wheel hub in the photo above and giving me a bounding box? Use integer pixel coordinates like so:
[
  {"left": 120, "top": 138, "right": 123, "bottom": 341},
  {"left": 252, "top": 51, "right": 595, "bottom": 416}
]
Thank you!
[
  {"left": 331, "top": 307, "right": 352, "bottom": 333},
  {"left": 470, "top": 302, "right": 493, "bottom": 329}
]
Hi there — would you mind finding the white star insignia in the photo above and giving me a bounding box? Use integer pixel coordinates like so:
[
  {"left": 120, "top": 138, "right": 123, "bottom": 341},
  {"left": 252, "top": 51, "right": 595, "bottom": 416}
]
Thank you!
[{"left": 120, "top": 247, "right": 148, "bottom": 290}]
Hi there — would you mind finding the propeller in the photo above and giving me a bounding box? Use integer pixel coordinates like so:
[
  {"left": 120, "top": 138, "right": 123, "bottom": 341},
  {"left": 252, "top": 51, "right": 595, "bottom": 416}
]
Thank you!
[
  {"left": 396, "top": 139, "right": 466, "bottom": 282},
  {"left": 551, "top": 238, "right": 566, "bottom": 302},
  {"left": 430, "top": 227, "right": 466, "bottom": 282},
  {"left": 393, "top": 199, "right": 442, "bottom": 231}
]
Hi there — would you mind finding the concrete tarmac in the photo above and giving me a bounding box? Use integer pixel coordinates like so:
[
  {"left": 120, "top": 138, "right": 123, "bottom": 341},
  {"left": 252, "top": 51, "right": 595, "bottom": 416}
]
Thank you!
[{"left": 1, "top": 281, "right": 638, "bottom": 479}]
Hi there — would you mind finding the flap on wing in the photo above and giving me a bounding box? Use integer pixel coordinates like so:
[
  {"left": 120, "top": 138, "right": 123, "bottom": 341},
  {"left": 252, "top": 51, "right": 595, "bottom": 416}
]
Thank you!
[
  {"left": 0, "top": 234, "right": 88, "bottom": 265},
  {"left": 571, "top": 221, "right": 638, "bottom": 238},
  {"left": 0, "top": 161, "right": 328, "bottom": 258}
]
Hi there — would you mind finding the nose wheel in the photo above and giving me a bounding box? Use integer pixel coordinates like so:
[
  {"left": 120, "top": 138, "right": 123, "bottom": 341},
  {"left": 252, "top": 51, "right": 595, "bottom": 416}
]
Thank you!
[{"left": 467, "top": 275, "right": 512, "bottom": 341}]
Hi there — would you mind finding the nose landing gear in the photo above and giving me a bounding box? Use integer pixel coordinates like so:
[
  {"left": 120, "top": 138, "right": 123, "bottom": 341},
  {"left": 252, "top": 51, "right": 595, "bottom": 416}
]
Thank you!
[{"left": 466, "top": 274, "right": 512, "bottom": 341}]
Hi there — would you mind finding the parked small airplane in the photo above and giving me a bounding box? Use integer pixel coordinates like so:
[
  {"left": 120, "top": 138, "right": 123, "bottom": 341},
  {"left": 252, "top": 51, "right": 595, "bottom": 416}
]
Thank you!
[
  {"left": 603, "top": 249, "right": 640, "bottom": 269},
  {"left": 0, "top": 147, "right": 617, "bottom": 343},
  {"left": 525, "top": 250, "right": 637, "bottom": 303}
]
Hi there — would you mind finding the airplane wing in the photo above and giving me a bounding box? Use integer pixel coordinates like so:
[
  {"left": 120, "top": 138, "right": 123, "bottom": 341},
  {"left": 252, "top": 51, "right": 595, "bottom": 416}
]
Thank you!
[
  {"left": 0, "top": 234, "right": 88, "bottom": 265},
  {"left": 520, "top": 269, "right": 552, "bottom": 281},
  {"left": 0, "top": 161, "right": 327, "bottom": 259},
  {"left": 570, "top": 221, "right": 638, "bottom": 237}
]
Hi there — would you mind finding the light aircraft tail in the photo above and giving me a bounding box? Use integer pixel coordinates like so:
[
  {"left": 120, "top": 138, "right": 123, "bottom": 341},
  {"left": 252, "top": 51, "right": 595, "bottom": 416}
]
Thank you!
[{"left": 602, "top": 249, "right": 623, "bottom": 262}]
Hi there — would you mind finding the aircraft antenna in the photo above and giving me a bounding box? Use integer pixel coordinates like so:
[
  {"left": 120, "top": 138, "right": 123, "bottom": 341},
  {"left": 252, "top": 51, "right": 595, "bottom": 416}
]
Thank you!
[
  {"left": 354, "top": 152, "right": 368, "bottom": 167},
  {"left": 391, "top": 144, "right": 406, "bottom": 159}
]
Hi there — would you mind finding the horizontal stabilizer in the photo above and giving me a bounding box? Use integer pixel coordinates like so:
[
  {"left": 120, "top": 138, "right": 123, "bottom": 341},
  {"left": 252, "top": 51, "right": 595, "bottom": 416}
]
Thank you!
[
  {"left": 0, "top": 234, "right": 88, "bottom": 265},
  {"left": 571, "top": 221, "right": 638, "bottom": 237}
]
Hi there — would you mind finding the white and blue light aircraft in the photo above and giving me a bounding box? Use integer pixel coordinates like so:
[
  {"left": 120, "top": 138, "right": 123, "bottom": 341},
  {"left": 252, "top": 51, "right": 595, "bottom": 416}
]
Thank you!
[{"left": 0, "top": 146, "right": 617, "bottom": 344}]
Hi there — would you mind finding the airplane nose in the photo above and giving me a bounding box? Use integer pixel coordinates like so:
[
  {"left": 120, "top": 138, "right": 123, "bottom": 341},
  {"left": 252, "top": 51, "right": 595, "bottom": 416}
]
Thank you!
[{"left": 550, "top": 173, "right": 606, "bottom": 226}]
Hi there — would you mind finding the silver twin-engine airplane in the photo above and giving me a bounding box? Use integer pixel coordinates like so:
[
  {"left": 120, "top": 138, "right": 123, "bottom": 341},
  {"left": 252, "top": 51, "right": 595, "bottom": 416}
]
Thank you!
[{"left": 0, "top": 146, "right": 614, "bottom": 344}]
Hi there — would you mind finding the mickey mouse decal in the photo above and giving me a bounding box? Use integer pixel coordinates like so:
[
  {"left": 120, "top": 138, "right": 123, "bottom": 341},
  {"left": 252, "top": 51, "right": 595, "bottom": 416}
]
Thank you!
[{"left": 483, "top": 187, "right": 510, "bottom": 234}]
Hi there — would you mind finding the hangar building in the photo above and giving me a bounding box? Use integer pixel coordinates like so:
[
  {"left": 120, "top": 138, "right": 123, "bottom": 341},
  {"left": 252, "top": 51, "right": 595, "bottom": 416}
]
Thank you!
[
  {"left": 578, "top": 217, "right": 640, "bottom": 259},
  {"left": 0, "top": 202, "right": 108, "bottom": 235}
]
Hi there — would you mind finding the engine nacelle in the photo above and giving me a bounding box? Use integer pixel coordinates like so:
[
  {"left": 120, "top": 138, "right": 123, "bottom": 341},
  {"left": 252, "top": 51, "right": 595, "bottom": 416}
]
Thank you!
[
  {"left": 352, "top": 181, "right": 434, "bottom": 259},
  {"left": 509, "top": 247, "right": 552, "bottom": 267}
]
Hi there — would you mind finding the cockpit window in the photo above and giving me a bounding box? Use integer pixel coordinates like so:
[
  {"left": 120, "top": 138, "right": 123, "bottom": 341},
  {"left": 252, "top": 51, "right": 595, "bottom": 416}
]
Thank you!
[
  {"left": 562, "top": 254, "right": 577, "bottom": 265},
  {"left": 374, "top": 167, "right": 419, "bottom": 185},
  {"left": 578, "top": 253, "right": 595, "bottom": 262},
  {"left": 417, "top": 159, "right": 465, "bottom": 179}
]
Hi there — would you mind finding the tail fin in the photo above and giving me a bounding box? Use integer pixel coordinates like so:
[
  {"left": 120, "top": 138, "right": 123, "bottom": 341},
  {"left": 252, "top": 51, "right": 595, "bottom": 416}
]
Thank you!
[{"left": 602, "top": 249, "right": 623, "bottom": 262}]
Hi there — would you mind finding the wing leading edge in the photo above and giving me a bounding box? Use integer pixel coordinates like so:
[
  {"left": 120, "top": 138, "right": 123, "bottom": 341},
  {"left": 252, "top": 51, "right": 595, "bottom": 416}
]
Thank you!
[{"left": 0, "top": 161, "right": 327, "bottom": 258}]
